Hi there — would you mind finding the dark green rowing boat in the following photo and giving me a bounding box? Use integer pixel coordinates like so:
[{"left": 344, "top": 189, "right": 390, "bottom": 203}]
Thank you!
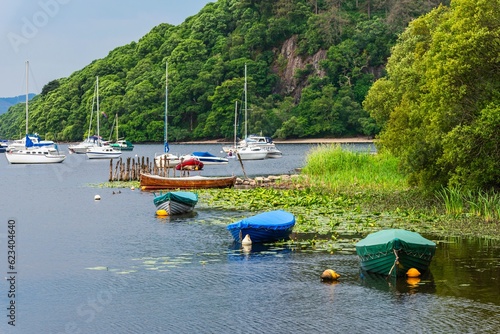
[{"left": 355, "top": 229, "right": 436, "bottom": 277}]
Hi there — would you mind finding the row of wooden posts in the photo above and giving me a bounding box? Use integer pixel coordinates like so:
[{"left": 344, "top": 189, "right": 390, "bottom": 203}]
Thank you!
[{"left": 108, "top": 156, "right": 199, "bottom": 182}]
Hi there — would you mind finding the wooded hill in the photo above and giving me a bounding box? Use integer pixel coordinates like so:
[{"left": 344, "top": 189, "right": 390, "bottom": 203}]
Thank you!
[{"left": 0, "top": 0, "right": 448, "bottom": 143}]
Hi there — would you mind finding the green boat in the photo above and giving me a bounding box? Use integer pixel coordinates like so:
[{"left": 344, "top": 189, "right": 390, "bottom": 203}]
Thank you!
[
  {"left": 153, "top": 191, "right": 198, "bottom": 215},
  {"left": 355, "top": 229, "right": 436, "bottom": 277}
]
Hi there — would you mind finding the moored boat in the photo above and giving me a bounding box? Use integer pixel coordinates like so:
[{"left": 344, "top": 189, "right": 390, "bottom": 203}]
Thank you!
[
  {"left": 355, "top": 229, "right": 436, "bottom": 277},
  {"left": 86, "top": 145, "right": 122, "bottom": 159},
  {"left": 226, "top": 210, "right": 296, "bottom": 243},
  {"left": 175, "top": 158, "right": 204, "bottom": 171},
  {"left": 140, "top": 173, "right": 236, "bottom": 190},
  {"left": 0, "top": 140, "right": 9, "bottom": 153},
  {"left": 84, "top": 77, "right": 122, "bottom": 160},
  {"left": 5, "top": 141, "right": 66, "bottom": 164},
  {"left": 68, "top": 136, "right": 101, "bottom": 154},
  {"left": 236, "top": 146, "right": 268, "bottom": 160},
  {"left": 153, "top": 191, "right": 198, "bottom": 215},
  {"left": 110, "top": 139, "right": 134, "bottom": 151},
  {"left": 155, "top": 153, "right": 182, "bottom": 168},
  {"left": 182, "top": 151, "right": 228, "bottom": 165}
]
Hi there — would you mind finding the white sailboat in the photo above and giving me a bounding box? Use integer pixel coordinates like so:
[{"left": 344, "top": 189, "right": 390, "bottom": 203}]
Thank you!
[
  {"left": 155, "top": 62, "right": 181, "bottom": 168},
  {"left": 85, "top": 77, "right": 122, "bottom": 159},
  {"left": 69, "top": 81, "right": 101, "bottom": 154},
  {"left": 5, "top": 61, "right": 66, "bottom": 164},
  {"left": 109, "top": 114, "right": 134, "bottom": 151},
  {"left": 223, "top": 64, "right": 268, "bottom": 160}
]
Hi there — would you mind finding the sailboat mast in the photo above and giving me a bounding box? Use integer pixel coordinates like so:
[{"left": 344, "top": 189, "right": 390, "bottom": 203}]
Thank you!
[
  {"left": 25, "top": 61, "right": 29, "bottom": 135},
  {"left": 96, "top": 76, "right": 100, "bottom": 139},
  {"left": 164, "top": 62, "right": 169, "bottom": 153},
  {"left": 234, "top": 100, "right": 238, "bottom": 147},
  {"left": 244, "top": 63, "right": 248, "bottom": 139}
]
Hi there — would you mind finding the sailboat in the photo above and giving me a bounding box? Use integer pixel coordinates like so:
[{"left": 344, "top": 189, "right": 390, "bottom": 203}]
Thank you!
[
  {"left": 155, "top": 62, "right": 181, "bottom": 168},
  {"left": 109, "top": 113, "right": 134, "bottom": 151},
  {"left": 68, "top": 80, "right": 101, "bottom": 154},
  {"left": 222, "top": 64, "right": 268, "bottom": 160},
  {"left": 85, "top": 77, "right": 122, "bottom": 159},
  {"left": 5, "top": 61, "right": 66, "bottom": 164}
]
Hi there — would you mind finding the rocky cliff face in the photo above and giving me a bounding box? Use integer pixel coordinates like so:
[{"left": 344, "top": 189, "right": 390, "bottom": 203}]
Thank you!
[{"left": 272, "top": 35, "right": 327, "bottom": 102}]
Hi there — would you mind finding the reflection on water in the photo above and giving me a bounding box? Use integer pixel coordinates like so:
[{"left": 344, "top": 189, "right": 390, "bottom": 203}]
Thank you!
[
  {"left": 359, "top": 270, "right": 437, "bottom": 294},
  {"left": 0, "top": 144, "right": 499, "bottom": 333}
]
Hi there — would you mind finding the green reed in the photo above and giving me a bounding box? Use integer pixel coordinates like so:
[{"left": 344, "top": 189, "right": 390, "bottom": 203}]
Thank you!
[
  {"left": 435, "top": 186, "right": 465, "bottom": 215},
  {"left": 436, "top": 187, "right": 500, "bottom": 222},
  {"left": 301, "top": 144, "right": 406, "bottom": 192}
]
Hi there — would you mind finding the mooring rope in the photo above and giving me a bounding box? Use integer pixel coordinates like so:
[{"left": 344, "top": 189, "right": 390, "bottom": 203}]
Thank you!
[{"left": 387, "top": 248, "right": 400, "bottom": 277}]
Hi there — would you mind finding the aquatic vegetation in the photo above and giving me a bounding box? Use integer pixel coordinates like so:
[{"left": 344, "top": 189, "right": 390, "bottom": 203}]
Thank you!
[{"left": 436, "top": 187, "right": 500, "bottom": 223}]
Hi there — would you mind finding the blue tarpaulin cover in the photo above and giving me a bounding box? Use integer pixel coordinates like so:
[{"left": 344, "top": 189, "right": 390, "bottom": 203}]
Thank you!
[
  {"left": 227, "top": 210, "right": 295, "bottom": 231},
  {"left": 192, "top": 151, "right": 217, "bottom": 158}
]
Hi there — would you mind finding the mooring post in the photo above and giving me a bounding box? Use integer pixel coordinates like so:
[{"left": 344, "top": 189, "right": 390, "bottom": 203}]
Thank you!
[
  {"left": 237, "top": 153, "right": 247, "bottom": 179},
  {"left": 109, "top": 159, "right": 113, "bottom": 181}
]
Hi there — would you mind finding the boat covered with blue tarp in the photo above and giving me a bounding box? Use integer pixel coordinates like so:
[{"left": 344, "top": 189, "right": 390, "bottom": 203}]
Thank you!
[{"left": 227, "top": 210, "right": 295, "bottom": 243}]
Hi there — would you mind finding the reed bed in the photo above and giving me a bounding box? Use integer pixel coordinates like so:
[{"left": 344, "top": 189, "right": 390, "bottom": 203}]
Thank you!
[
  {"left": 436, "top": 187, "right": 500, "bottom": 222},
  {"left": 301, "top": 144, "right": 407, "bottom": 192}
]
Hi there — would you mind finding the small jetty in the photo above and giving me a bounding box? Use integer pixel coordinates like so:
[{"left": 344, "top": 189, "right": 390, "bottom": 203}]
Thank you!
[
  {"left": 107, "top": 156, "right": 194, "bottom": 182},
  {"left": 107, "top": 156, "right": 303, "bottom": 188}
]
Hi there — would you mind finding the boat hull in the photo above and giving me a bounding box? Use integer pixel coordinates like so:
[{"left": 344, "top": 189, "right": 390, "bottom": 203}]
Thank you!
[
  {"left": 356, "top": 229, "right": 436, "bottom": 277},
  {"left": 5, "top": 149, "right": 66, "bottom": 164},
  {"left": 227, "top": 210, "right": 296, "bottom": 243},
  {"left": 154, "top": 191, "right": 198, "bottom": 215},
  {"left": 186, "top": 152, "right": 229, "bottom": 165},
  {"left": 85, "top": 146, "right": 122, "bottom": 159},
  {"left": 85, "top": 152, "right": 122, "bottom": 159},
  {"left": 140, "top": 173, "right": 236, "bottom": 190},
  {"left": 236, "top": 150, "right": 268, "bottom": 160},
  {"left": 155, "top": 153, "right": 181, "bottom": 168}
]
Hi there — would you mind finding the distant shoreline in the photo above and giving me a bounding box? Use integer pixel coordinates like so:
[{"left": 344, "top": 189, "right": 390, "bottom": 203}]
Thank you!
[
  {"left": 60, "top": 137, "right": 375, "bottom": 145},
  {"left": 177, "top": 137, "right": 375, "bottom": 145}
]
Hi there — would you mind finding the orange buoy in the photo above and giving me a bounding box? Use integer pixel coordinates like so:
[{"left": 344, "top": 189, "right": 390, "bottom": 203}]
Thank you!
[
  {"left": 406, "top": 277, "right": 421, "bottom": 287},
  {"left": 156, "top": 209, "right": 168, "bottom": 216},
  {"left": 406, "top": 268, "right": 421, "bottom": 277},
  {"left": 320, "top": 269, "right": 340, "bottom": 281}
]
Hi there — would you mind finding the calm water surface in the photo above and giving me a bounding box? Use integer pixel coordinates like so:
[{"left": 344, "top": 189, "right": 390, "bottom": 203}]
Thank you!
[{"left": 1, "top": 144, "right": 499, "bottom": 333}]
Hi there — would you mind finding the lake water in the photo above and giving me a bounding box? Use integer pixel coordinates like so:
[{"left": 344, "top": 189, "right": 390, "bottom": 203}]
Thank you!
[{"left": 1, "top": 143, "right": 499, "bottom": 333}]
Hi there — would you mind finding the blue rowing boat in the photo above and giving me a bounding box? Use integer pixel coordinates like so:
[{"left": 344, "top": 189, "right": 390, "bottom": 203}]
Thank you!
[
  {"left": 153, "top": 191, "right": 198, "bottom": 215},
  {"left": 227, "top": 210, "right": 295, "bottom": 243}
]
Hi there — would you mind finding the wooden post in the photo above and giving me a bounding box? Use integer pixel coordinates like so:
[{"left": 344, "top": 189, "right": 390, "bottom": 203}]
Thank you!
[
  {"left": 109, "top": 159, "right": 113, "bottom": 181},
  {"left": 237, "top": 153, "right": 247, "bottom": 179},
  {"left": 126, "top": 157, "right": 131, "bottom": 180},
  {"left": 114, "top": 158, "right": 121, "bottom": 181}
]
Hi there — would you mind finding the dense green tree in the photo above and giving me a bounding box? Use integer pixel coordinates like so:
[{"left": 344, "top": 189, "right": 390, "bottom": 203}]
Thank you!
[{"left": 364, "top": 0, "right": 500, "bottom": 190}]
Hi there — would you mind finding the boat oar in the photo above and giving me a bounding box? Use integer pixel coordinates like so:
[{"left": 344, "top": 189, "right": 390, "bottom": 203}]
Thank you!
[{"left": 236, "top": 152, "right": 247, "bottom": 179}]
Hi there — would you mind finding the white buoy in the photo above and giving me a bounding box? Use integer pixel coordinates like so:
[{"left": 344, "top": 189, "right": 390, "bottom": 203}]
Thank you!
[
  {"left": 94, "top": 195, "right": 101, "bottom": 201},
  {"left": 130, "top": 186, "right": 135, "bottom": 191},
  {"left": 242, "top": 234, "right": 252, "bottom": 246}
]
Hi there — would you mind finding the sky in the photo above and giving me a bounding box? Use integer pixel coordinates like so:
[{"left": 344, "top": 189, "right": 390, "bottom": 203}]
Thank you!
[{"left": 0, "top": 0, "right": 213, "bottom": 98}]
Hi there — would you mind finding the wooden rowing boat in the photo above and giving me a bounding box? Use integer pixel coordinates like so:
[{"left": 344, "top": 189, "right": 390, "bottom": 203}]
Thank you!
[
  {"left": 140, "top": 173, "right": 236, "bottom": 190},
  {"left": 153, "top": 191, "right": 198, "bottom": 215}
]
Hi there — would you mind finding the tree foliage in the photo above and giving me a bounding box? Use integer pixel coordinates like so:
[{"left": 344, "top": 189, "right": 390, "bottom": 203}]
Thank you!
[
  {"left": 364, "top": 0, "right": 500, "bottom": 190},
  {"left": 0, "top": 0, "right": 448, "bottom": 143}
]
